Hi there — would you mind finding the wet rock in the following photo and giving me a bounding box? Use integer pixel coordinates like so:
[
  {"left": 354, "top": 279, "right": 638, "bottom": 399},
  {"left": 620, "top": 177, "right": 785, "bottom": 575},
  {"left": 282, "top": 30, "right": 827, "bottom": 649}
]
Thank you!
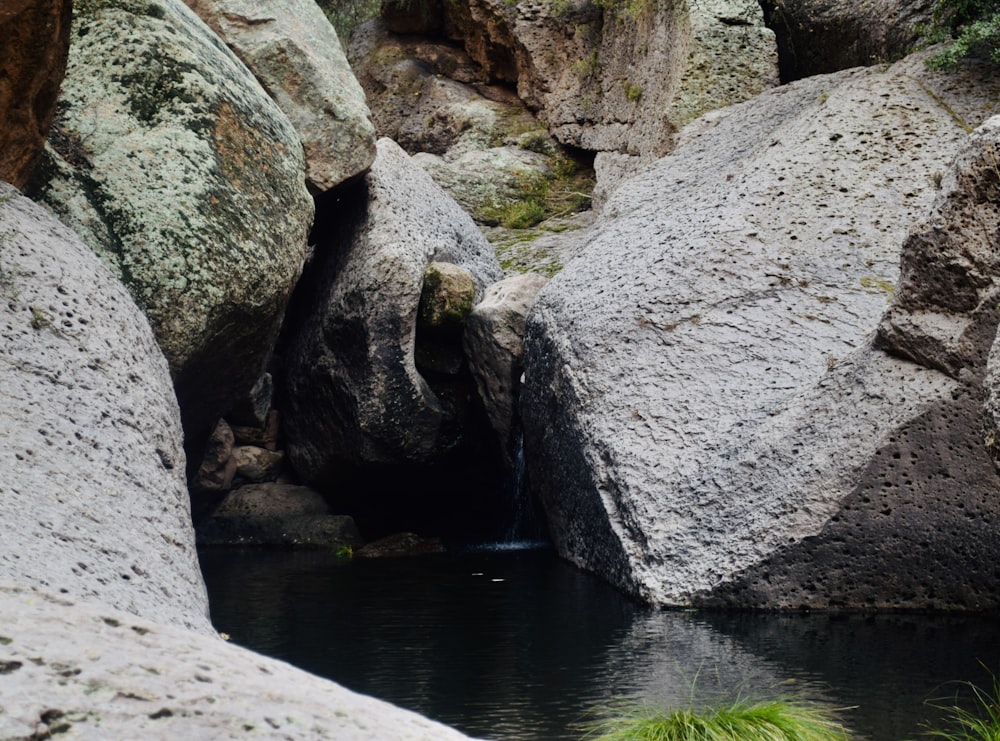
[
  {"left": 0, "top": 183, "right": 210, "bottom": 633},
  {"left": 191, "top": 420, "right": 237, "bottom": 495},
  {"left": 281, "top": 138, "right": 501, "bottom": 482},
  {"left": 0, "top": 0, "right": 71, "bottom": 189},
  {"left": 521, "top": 54, "right": 1000, "bottom": 609},
  {"left": 354, "top": 532, "right": 446, "bottom": 558},
  {"left": 30, "top": 0, "right": 314, "bottom": 451},
  {"left": 195, "top": 483, "right": 362, "bottom": 547},
  {"left": 184, "top": 0, "right": 377, "bottom": 191}
]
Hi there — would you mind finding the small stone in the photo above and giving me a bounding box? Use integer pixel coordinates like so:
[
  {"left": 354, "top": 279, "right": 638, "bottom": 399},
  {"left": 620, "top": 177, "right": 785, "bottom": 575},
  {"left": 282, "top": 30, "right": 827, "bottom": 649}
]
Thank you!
[
  {"left": 232, "top": 446, "right": 284, "bottom": 482},
  {"left": 418, "top": 262, "right": 476, "bottom": 332}
]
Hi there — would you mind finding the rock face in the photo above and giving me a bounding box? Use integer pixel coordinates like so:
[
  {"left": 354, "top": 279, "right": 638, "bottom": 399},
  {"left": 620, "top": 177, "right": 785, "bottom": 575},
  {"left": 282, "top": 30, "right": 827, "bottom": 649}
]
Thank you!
[
  {"left": 0, "top": 586, "right": 475, "bottom": 740},
  {"left": 465, "top": 273, "right": 549, "bottom": 466},
  {"left": 195, "top": 483, "right": 363, "bottom": 547},
  {"left": 440, "top": 0, "right": 778, "bottom": 156},
  {"left": 29, "top": 0, "right": 314, "bottom": 450},
  {"left": 521, "top": 55, "right": 1000, "bottom": 609},
  {"left": 763, "top": 0, "right": 931, "bottom": 81},
  {"left": 281, "top": 138, "right": 502, "bottom": 483},
  {"left": 0, "top": 0, "right": 71, "bottom": 189},
  {"left": 183, "top": 0, "right": 377, "bottom": 192},
  {"left": 0, "top": 183, "right": 210, "bottom": 633}
]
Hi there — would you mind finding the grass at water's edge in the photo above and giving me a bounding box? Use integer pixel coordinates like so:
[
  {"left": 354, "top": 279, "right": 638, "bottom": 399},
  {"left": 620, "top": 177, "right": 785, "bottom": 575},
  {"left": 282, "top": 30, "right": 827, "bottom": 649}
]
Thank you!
[
  {"left": 579, "top": 674, "right": 1000, "bottom": 741},
  {"left": 579, "top": 697, "right": 853, "bottom": 741}
]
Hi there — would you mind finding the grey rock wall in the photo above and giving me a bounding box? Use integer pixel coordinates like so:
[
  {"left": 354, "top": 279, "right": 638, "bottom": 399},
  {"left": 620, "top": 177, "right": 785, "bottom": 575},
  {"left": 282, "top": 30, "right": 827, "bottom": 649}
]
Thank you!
[
  {"left": 0, "top": 183, "right": 211, "bottom": 632},
  {"left": 521, "top": 54, "right": 1000, "bottom": 608}
]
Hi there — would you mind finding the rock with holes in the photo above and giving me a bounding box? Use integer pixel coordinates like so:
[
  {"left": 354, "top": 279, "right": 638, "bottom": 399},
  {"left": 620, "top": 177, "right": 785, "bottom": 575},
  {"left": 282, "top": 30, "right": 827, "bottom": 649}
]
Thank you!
[
  {"left": 0, "top": 586, "right": 475, "bottom": 739},
  {"left": 0, "top": 183, "right": 210, "bottom": 633},
  {"left": 438, "top": 0, "right": 777, "bottom": 156},
  {"left": 521, "top": 54, "right": 1000, "bottom": 609},
  {"left": 29, "top": 0, "right": 313, "bottom": 453},
  {"left": 183, "top": 0, "right": 377, "bottom": 192},
  {"left": 281, "top": 138, "right": 501, "bottom": 483},
  {"left": 0, "top": 0, "right": 71, "bottom": 189},
  {"left": 763, "top": 0, "right": 931, "bottom": 81}
]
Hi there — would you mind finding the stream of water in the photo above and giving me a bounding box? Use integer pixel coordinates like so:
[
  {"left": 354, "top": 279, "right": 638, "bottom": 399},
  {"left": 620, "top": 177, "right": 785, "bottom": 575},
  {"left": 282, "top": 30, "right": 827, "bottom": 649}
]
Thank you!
[{"left": 199, "top": 546, "right": 1000, "bottom": 741}]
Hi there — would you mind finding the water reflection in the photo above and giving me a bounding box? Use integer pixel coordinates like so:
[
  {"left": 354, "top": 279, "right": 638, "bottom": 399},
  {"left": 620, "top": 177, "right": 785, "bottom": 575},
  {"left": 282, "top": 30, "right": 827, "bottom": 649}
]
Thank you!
[{"left": 199, "top": 547, "right": 1000, "bottom": 741}]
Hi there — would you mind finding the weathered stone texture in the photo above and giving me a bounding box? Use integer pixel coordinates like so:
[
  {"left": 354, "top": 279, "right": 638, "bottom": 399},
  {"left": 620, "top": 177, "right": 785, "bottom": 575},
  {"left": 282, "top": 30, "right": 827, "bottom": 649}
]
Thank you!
[
  {"left": 0, "top": 183, "right": 210, "bottom": 632},
  {"left": 464, "top": 273, "right": 549, "bottom": 466},
  {"left": 281, "top": 138, "right": 502, "bottom": 483},
  {"left": 184, "top": 0, "right": 377, "bottom": 192},
  {"left": 521, "top": 56, "right": 1000, "bottom": 608},
  {"left": 0, "top": 0, "right": 71, "bottom": 189},
  {"left": 763, "top": 0, "right": 932, "bottom": 81},
  {"left": 30, "top": 0, "right": 314, "bottom": 448},
  {"left": 440, "top": 0, "right": 777, "bottom": 156},
  {"left": 0, "top": 586, "right": 476, "bottom": 740}
]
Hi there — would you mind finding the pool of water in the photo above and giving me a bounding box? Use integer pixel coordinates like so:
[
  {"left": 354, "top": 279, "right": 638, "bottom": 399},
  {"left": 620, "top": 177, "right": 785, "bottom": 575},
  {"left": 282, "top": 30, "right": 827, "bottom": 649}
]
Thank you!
[{"left": 199, "top": 546, "right": 1000, "bottom": 740}]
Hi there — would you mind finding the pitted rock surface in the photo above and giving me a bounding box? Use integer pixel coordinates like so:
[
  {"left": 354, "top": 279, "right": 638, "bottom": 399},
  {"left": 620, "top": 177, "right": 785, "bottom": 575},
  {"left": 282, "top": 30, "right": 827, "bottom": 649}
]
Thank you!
[
  {"left": 30, "top": 0, "right": 313, "bottom": 447},
  {"left": 282, "top": 138, "right": 502, "bottom": 482},
  {"left": 184, "top": 0, "right": 377, "bottom": 192},
  {"left": 522, "top": 55, "right": 1000, "bottom": 608},
  {"left": 0, "top": 586, "right": 476, "bottom": 740},
  {"left": 0, "top": 184, "right": 210, "bottom": 632},
  {"left": 441, "top": 0, "right": 777, "bottom": 156}
]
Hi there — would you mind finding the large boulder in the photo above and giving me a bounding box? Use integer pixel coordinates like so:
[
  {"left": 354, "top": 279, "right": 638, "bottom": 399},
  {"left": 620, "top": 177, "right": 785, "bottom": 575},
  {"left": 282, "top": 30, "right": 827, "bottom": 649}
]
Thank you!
[
  {"left": 762, "top": 0, "right": 931, "bottom": 81},
  {"left": 440, "top": 0, "right": 778, "bottom": 156},
  {"left": 281, "top": 138, "right": 502, "bottom": 483},
  {"left": 28, "top": 0, "right": 314, "bottom": 451},
  {"left": 521, "top": 54, "right": 1000, "bottom": 609},
  {"left": 183, "top": 0, "right": 377, "bottom": 192},
  {"left": 0, "top": 0, "right": 71, "bottom": 189},
  {"left": 0, "top": 586, "right": 475, "bottom": 740},
  {"left": 0, "top": 183, "right": 210, "bottom": 633}
]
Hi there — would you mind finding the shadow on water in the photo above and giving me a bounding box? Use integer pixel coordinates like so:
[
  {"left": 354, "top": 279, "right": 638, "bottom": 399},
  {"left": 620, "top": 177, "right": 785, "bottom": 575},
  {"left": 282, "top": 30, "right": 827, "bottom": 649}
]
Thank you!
[{"left": 199, "top": 547, "right": 1000, "bottom": 741}]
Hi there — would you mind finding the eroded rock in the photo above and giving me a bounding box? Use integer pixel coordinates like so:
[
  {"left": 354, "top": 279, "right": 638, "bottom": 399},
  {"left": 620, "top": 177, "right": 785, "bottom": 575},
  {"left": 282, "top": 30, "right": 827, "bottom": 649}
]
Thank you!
[
  {"left": 281, "top": 138, "right": 502, "bottom": 483},
  {"left": 30, "top": 0, "right": 314, "bottom": 451},
  {"left": 0, "top": 183, "right": 210, "bottom": 632},
  {"left": 521, "top": 54, "right": 1000, "bottom": 609},
  {"left": 184, "top": 0, "right": 377, "bottom": 191},
  {"left": 0, "top": 586, "right": 474, "bottom": 739}
]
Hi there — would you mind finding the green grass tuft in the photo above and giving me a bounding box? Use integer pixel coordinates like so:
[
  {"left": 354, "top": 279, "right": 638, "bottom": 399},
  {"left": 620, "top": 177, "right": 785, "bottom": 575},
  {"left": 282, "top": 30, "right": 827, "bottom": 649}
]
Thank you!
[
  {"left": 923, "top": 671, "right": 1000, "bottom": 741},
  {"left": 581, "top": 697, "right": 853, "bottom": 741}
]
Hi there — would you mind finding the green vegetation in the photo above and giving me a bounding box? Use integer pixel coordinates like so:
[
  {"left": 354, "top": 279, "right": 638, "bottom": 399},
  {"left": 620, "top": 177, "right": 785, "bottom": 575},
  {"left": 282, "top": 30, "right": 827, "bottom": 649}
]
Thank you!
[
  {"left": 581, "top": 698, "right": 852, "bottom": 741},
  {"left": 476, "top": 156, "right": 594, "bottom": 230},
  {"left": 316, "top": 0, "right": 381, "bottom": 42},
  {"left": 335, "top": 544, "right": 354, "bottom": 559},
  {"left": 925, "top": 0, "right": 1000, "bottom": 68},
  {"left": 922, "top": 673, "right": 1000, "bottom": 741},
  {"left": 623, "top": 80, "right": 643, "bottom": 103}
]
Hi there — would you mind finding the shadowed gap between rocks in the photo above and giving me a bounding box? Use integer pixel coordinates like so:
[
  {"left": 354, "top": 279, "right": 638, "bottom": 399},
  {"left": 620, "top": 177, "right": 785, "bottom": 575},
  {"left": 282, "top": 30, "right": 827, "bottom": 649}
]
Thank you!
[{"left": 269, "top": 176, "right": 526, "bottom": 544}]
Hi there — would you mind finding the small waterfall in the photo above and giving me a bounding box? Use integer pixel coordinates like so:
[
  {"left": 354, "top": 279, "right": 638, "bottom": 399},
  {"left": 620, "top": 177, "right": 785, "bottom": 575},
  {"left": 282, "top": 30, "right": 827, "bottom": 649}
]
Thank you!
[{"left": 498, "top": 434, "right": 549, "bottom": 549}]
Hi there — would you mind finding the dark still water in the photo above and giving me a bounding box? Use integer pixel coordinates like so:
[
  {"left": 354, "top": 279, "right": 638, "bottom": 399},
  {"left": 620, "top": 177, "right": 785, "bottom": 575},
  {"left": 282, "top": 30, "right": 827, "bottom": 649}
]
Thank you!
[{"left": 199, "top": 547, "right": 1000, "bottom": 741}]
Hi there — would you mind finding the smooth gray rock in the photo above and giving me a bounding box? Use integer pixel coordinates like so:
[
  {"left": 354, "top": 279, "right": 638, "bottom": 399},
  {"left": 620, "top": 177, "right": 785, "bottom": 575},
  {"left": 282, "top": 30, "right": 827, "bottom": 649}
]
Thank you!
[
  {"left": 0, "top": 586, "right": 475, "bottom": 740},
  {"left": 282, "top": 138, "right": 501, "bottom": 482},
  {"left": 184, "top": 0, "right": 377, "bottom": 192},
  {"left": 0, "top": 183, "right": 210, "bottom": 633},
  {"left": 30, "top": 0, "right": 314, "bottom": 446},
  {"left": 522, "top": 55, "right": 1000, "bottom": 608}
]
